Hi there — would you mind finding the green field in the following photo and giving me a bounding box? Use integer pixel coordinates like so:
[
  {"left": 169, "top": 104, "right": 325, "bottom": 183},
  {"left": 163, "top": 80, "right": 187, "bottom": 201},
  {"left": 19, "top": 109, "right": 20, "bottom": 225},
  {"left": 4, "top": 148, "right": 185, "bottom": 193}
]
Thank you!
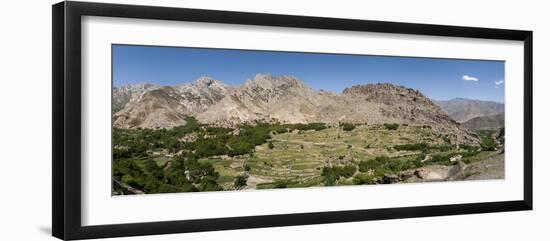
[{"left": 111, "top": 118, "right": 503, "bottom": 195}]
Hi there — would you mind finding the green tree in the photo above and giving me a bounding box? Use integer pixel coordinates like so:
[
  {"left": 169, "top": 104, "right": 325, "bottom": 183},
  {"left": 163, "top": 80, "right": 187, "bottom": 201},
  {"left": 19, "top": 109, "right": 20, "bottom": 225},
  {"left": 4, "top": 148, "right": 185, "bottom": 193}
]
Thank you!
[
  {"left": 340, "top": 123, "right": 356, "bottom": 131},
  {"left": 144, "top": 159, "right": 164, "bottom": 180},
  {"left": 198, "top": 176, "right": 223, "bottom": 191},
  {"left": 234, "top": 174, "right": 248, "bottom": 189}
]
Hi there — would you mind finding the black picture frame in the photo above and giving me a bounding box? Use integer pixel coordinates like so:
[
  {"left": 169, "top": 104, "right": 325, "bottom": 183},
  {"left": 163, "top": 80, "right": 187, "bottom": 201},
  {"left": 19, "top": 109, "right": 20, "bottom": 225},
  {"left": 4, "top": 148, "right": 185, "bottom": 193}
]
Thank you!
[{"left": 52, "top": 1, "right": 533, "bottom": 240}]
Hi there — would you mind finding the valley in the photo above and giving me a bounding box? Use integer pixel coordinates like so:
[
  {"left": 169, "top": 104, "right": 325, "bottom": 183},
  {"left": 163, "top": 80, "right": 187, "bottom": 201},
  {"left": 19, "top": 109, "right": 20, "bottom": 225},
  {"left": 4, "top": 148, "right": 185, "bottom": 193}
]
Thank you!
[{"left": 111, "top": 75, "right": 504, "bottom": 195}]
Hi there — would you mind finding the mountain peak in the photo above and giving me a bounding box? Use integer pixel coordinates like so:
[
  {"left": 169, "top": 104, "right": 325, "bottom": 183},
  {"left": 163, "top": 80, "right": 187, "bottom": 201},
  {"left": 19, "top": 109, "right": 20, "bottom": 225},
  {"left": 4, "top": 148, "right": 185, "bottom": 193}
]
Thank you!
[
  {"left": 194, "top": 76, "right": 224, "bottom": 88},
  {"left": 245, "top": 74, "right": 306, "bottom": 90},
  {"left": 343, "top": 82, "right": 424, "bottom": 98}
]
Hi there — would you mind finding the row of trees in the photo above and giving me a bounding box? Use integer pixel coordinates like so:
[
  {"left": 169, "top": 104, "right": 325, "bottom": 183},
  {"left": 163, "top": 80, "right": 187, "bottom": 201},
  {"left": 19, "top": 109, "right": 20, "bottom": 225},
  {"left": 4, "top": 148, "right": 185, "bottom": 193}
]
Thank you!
[
  {"left": 392, "top": 143, "right": 458, "bottom": 153},
  {"left": 183, "top": 122, "right": 328, "bottom": 158},
  {"left": 113, "top": 116, "right": 202, "bottom": 159}
]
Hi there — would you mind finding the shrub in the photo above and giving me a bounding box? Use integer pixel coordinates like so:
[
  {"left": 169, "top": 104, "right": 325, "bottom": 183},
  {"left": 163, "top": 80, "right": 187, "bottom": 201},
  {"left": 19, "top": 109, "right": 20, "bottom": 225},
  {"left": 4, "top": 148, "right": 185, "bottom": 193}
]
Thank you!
[
  {"left": 234, "top": 174, "right": 248, "bottom": 189},
  {"left": 352, "top": 173, "right": 377, "bottom": 185},
  {"left": 384, "top": 123, "right": 399, "bottom": 130},
  {"left": 340, "top": 123, "right": 356, "bottom": 131},
  {"left": 289, "top": 122, "right": 328, "bottom": 131},
  {"left": 459, "top": 144, "right": 478, "bottom": 152},
  {"left": 425, "top": 153, "right": 457, "bottom": 166},
  {"left": 185, "top": 158, "right": 219, "bottom": 184},
  {"left": 321, "top": 165, "right": 357, "bottom": 186},
  {"left": 481, "top": 136, "right": 497, "bottom": 151},
  {"left": 434, "top": 144, "right": 453, "bottom": 152},
  {"left": 268, "top": 141, "right": 274, "bottom": 149},
  {"left": 358, "top": 156, "right": 390, "bottom": 172},
  {"left": 273, "top": 180, "right": 288, "bottom": 188},
  {"left": 358, "top": 155, "right": 421, "bottom": 175},
  {"left": 393, "top": 143, "right": 428, "bottom": 152},
  {"left": 198, "top": 176, "right": 223, "bottom": 191}
]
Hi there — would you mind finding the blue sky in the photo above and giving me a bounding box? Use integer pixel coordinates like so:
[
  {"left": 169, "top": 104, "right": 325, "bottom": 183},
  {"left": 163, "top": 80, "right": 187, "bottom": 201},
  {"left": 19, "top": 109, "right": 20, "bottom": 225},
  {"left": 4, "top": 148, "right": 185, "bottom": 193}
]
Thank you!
[{"left": 113, "top": 44, "right": 505, "bottom": 102}]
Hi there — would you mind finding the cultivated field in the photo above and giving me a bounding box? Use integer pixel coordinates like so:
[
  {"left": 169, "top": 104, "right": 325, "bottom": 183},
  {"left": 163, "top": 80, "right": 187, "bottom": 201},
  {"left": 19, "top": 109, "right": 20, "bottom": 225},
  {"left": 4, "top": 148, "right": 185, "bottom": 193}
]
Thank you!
[
  {"left": 112, "top": 119, "right": 504, "bottom": 195},
  {"left": 197, "top": 124, "right": 502, "bottom": 190}
]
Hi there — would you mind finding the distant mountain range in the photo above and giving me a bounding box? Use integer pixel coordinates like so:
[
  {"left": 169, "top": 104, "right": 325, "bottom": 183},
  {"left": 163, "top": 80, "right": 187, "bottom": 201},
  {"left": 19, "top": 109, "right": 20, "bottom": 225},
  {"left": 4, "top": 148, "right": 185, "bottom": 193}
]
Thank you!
[
  {"left": 433, "top": 98, "right": 504, "bottom": 123},
  {"left": 461, "top": 113, "right": 505, "bottom": 130},
  {"left": 112, "top": 74, "right": 481, "bottom": 145}
]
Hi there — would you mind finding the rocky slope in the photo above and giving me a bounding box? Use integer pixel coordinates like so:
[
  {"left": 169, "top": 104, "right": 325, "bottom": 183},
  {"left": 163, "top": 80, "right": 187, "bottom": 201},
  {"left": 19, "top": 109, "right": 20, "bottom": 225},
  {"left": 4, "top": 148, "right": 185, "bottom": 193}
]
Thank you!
[
  {"left": 338, "top": 84, "right": 479, "bottom": 145},
  {"left": 112, "top": 83, "right": 159, "bottom": 113},
  {"left": 461, "top": 113, "right": 505, "bottom": 130},
  {"left": 113, "top": 77, "right": 229, "bottom": 129},
  {"left": 113, "top": 74, "right": 480, "bottom": 145},
  {"left": 434, "top": 98, "right": 504, "bottom": 123}
]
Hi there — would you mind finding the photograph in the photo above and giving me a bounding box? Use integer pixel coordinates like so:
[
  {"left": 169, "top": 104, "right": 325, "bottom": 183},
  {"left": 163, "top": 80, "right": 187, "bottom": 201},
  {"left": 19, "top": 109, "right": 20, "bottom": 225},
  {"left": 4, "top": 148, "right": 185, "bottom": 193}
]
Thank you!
[{"left": 111, "top": 44, "right": 505, "bottom": 195}]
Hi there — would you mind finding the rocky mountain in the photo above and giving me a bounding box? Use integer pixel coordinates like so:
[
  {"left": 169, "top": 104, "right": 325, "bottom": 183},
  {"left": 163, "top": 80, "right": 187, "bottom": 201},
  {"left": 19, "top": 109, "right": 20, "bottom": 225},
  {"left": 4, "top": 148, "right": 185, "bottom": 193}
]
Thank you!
[
  {"left": 338, "top": 84, "right": 479, "bottom": 145},
  {"left": 113, "top": 77, "right": 229, "bottom": 129},
  {"left": 434, "top": 98, "right": 504, "bottom": 123},
  {"left": 112, "top": 83, "right": 159, "bottom": 113},
  {"left": 461, "top": 113, "right": 505, "bottom": 130},
  {"left": 113, "top": 74, "right": 480, "bottom": 145},
  {"left": 197, "top": 74, "right": 322, "bottom": 124}
]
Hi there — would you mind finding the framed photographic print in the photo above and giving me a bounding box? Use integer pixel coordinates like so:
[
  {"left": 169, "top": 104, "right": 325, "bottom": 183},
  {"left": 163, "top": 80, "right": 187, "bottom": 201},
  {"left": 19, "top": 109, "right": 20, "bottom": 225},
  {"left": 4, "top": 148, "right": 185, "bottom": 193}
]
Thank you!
[{"left": 52, "top": 1, "right": 533, "bottom": 240}]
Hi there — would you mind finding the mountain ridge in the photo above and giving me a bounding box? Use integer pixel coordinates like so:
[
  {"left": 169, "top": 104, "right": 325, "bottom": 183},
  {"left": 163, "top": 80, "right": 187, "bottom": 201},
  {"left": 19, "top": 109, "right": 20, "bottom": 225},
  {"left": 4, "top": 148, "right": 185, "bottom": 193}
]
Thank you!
[
  {"left": 462, "top": 113, "right": 505, "bottom": 130},
  {"left": 113, "top": 75, "right": 480, "bottom": 145},
  {"left": 434, "top": 98, "right": 504, "bottom": 123}
]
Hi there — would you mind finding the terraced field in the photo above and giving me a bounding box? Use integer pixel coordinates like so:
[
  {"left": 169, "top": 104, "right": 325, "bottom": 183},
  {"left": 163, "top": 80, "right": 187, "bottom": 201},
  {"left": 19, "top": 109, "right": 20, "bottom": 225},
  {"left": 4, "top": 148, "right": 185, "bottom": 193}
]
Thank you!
[
  {"left": 113, "top": 119, "right": 503, "bottom": 195},
  {"left": 198, "top": 124, "right": 485, "bottom": 189}
]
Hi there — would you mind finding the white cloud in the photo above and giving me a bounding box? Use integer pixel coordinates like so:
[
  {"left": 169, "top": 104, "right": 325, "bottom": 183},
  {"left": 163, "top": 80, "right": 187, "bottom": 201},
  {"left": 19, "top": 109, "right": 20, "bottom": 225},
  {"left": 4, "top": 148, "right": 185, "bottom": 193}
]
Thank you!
[
  {"left": 495, "top": 80, "right": 504, "bottom": 85},
  {"left": 462, "top": 75, "right": 479, "bottom": 82}
]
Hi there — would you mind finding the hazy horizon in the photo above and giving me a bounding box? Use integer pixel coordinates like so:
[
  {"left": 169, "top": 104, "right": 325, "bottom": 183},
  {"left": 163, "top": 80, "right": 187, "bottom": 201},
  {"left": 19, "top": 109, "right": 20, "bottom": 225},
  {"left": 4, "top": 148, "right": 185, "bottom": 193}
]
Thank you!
[{"left": 113, "top": 44, "right": 505, "bottom": 102}]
